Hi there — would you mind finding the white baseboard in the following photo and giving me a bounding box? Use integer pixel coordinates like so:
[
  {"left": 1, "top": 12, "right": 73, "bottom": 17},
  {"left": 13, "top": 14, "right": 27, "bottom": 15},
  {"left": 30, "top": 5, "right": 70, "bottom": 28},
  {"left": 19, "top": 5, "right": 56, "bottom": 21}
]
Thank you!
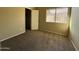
[
  {"left": 69, "top": 34, "right": 78, "bottom": 51},
  {"left": 69, "top": 35, "right": 78, "bottom": 51},
  {"left": 70, "top": 39, "right": 78, "bottom": 51},
  {"left": 0, "top": 31, "right": 25, "bottom": 42},
  {"left": 39, "top": 29, "right": 66, "bottom": 36}
]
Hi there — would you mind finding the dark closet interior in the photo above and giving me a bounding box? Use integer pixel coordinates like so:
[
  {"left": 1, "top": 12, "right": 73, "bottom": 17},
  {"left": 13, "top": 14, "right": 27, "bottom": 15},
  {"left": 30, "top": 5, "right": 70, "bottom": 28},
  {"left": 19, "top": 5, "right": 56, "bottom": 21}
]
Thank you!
[{"left": 25, "top": 8, "right": 31, "bottom": 30}]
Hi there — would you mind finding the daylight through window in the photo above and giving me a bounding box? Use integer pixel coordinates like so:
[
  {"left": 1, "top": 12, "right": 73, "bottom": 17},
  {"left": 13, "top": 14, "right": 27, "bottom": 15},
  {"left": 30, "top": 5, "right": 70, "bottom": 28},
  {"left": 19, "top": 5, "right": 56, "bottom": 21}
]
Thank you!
[{"left": 46, "top": 8, "right": 68, "bottom": 23}]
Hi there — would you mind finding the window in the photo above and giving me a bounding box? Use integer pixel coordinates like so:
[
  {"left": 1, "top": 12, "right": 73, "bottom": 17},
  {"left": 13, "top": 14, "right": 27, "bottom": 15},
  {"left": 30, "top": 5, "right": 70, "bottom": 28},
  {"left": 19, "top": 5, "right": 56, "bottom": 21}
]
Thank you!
[{"left": 46, "top": 8, "right": 68, "bottom": 23}]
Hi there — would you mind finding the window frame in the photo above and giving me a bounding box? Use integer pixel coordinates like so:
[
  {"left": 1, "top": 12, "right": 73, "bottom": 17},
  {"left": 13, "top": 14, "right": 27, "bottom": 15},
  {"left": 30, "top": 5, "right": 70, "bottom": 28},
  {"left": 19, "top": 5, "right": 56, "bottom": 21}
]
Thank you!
[{"left": 46, "top": 8, "right": 69, "bottom": 24}]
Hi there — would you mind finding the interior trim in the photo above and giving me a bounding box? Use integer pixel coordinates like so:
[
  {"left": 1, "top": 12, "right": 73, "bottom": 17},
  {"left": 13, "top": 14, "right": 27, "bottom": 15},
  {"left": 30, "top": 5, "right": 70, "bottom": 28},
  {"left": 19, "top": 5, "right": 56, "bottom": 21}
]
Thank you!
[
  {"left": 0, "top": 31, "right": 25, "bottom": 42},
  {"left": 70, "top": 39, "right": 78, "bottom": 51},
  {"left": 39, "top": 29, "right": 66, "bottom": 36},
  {"left": 69, "top": 36, "right": 78, "bottom": 51}
]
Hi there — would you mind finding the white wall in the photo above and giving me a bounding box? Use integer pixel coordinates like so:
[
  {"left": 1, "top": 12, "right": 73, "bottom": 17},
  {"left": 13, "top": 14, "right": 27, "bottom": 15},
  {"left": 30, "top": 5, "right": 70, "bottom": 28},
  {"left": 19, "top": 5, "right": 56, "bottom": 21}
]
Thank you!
[
  {"left": 0, "top": 7, "right": 25, "bottom": 41},
  {"left": 31, "top": 10, "right": 39, "bottom": 30},
  {"left": 70, "top": 7, "right": 79, "bottom": 50}
]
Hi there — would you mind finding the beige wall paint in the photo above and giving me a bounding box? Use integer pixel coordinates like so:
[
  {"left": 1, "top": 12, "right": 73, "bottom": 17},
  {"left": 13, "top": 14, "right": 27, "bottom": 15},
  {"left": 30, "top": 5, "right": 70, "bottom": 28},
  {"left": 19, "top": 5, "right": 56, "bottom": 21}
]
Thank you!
[
  {"left": 31, "top": 10, "right": 39, "bottom": 30},
  {"left": 26, "top": 7, "right": 36, "bottom": 10},
  {"left": 70, "top": 7, "right": 79, "bottom": 50},
  {"left": 37, "top": 8, "right": 69, "bottom": 36},
  {"left": 0, "top": 7, "right": 25, "bottom": 41}
]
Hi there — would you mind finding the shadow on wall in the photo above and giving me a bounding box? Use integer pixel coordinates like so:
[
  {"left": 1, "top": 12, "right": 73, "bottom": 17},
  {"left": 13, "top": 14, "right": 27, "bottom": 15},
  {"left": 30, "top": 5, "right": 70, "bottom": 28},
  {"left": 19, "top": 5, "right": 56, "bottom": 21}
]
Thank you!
[{"left": 69, "top": 7, "right": 79, "bottom": 50}]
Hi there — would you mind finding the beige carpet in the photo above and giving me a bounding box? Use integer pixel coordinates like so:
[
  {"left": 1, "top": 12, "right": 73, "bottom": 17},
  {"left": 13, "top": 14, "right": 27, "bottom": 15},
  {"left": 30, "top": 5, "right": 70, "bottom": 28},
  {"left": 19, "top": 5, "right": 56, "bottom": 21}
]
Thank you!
[{"left": 1, "top": 30, "right": 75, "bottom": 51}]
